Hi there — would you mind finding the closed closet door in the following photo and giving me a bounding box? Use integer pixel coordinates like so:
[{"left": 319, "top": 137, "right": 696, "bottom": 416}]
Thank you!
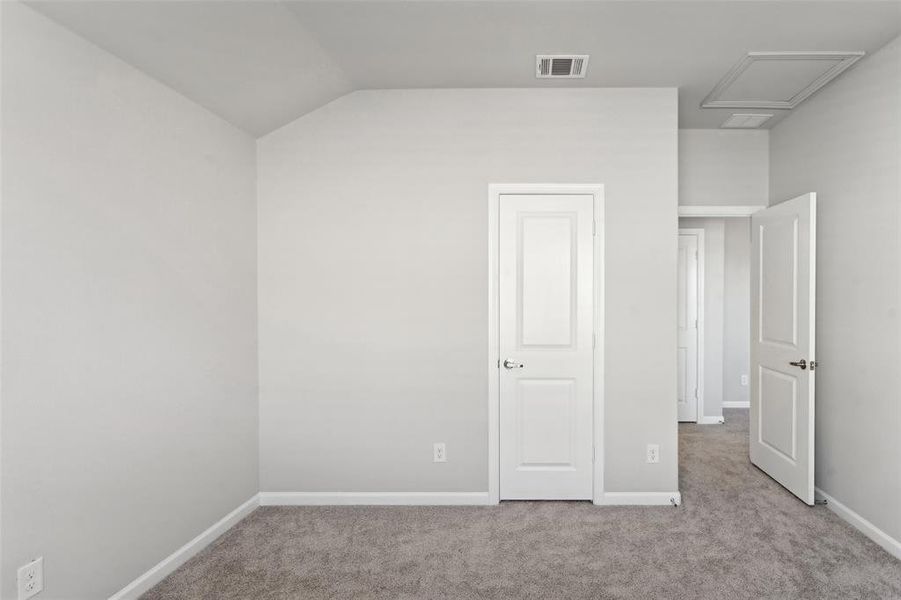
[{"left": 498, "top": 193, "right": 594, "bottom": 500}]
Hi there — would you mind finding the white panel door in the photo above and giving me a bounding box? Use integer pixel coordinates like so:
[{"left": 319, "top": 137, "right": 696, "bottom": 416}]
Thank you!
[
  {"left": 499, "top": 194, "right": 594, "bottom": 500},
  {"left": 750, "top": 193, "right": 816, "bottom": 505},
  {"left": 677, "top": 233, "right": 700, "bottom": 422}
]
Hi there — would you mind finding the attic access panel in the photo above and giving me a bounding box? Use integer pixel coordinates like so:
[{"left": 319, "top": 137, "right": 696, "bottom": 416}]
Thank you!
[{"left": 702, "top": 51, "right": 864, "bottom": 110}]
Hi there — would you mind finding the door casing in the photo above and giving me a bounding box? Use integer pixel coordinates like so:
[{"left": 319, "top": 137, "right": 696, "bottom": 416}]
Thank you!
[{"left": 487, "top": 183, "right": 605, "bottom": 505}]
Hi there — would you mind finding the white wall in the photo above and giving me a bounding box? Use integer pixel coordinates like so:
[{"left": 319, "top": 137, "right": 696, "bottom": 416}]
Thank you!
[
  {"left": 258, "top": 88, "right": 679, "bottom": 496},
  {"left": 679, "top": 129, "right": 769, "bottom": 206},
  {"left": 723, "top": 218, "right": 750, "bottom": 407},
  {"left": 770, "top": 36, "right": 901, "bottom": 546},
  {"left": 1, "top": 4, "right": 259, "bottom": 598}
]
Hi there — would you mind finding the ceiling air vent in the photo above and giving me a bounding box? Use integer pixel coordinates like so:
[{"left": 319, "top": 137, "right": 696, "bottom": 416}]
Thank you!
[
  {"left": 536, "top": 55, "right": 589, "bottom": 78},
  {"left": 721, "top": 113, "right": 774, "bottom": 129}
]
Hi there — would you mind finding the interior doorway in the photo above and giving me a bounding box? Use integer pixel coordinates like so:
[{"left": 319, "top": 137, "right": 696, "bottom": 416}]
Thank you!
[
  {"left": 677, "top": 200, "right": 818, "bottom": 506},
  {"left": 677, "top": 206, "right": 761, "bottom": 424}
]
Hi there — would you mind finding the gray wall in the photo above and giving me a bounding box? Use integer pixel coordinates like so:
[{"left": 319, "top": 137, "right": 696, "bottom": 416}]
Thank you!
[
  {"left": 679, "top": 129, "right": 768, "bottom": 206},
  {"left": 723, "top": 218, "right": 751, "bottom": 406},
  {"left": 1, "top": 4, "right": 259, "bottom": 598},
  {"left": 258, "top": 88, "right": 679, "bottom": 495},
  {"left": 770, "top": 36, "right": 901, "bottom": 545}
]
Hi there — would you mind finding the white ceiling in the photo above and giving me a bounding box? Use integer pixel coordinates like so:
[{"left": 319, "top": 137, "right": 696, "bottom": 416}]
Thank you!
[{"left": 26, "top": 1, "right": 901, "bottom": 136}]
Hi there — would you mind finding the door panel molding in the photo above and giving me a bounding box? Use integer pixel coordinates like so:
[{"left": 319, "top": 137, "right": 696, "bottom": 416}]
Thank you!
[{"left": 488, "top": 183, "right": 605, "bottom": 505}]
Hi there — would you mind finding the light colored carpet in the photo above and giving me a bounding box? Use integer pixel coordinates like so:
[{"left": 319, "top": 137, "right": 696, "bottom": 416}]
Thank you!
[{"left": 143, "top": 410, "right": 901, "bottom": 599}]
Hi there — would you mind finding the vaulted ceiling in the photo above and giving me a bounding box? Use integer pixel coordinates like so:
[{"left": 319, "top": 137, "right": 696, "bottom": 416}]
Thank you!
[{"left": 26, "top": 1, "right": 901, "bottom": 136}]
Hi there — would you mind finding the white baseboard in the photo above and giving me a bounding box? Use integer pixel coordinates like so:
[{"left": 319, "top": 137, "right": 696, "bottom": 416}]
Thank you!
[
  {"left": 814, "top": 487, "right": 901, "bottom": 561},
  {"left": 261, "top": 491, "right": 687, "bottom": 507},
  {"left": 108, "top": 494, "right": 260, "bottom": 600},
  {"left": 722, "top": 401, "right": 750, "bottom": 409},
  {"left": 594, "top": 491, "right": 682, "bottom": 506},
  {"left": 259, "top": 491, "right": 492, "bottom": 506},
  {"left": 698, "top": 416, "right": 725, "bottom": 425}
]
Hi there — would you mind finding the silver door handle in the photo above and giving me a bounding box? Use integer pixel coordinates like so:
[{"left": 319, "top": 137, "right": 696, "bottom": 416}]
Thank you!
[
  {"left": 789, "top": 359, "right": 807, "bottom": 370},
  {"left": 503, "top": 359, "right": 524, "bottom": 369}
]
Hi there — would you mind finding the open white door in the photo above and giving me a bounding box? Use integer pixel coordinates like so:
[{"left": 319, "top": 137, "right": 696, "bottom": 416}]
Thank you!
[{"left": 750, "top": 193, "right": 816, "bottom": 505}]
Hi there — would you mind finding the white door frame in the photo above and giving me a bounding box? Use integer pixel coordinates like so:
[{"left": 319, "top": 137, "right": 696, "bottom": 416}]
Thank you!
[
  {"left": 487, "top": 183, "right": 605, "bottom": 505},
  {"left": 678, "top": 228, "right": 706, "bottom": 423}
]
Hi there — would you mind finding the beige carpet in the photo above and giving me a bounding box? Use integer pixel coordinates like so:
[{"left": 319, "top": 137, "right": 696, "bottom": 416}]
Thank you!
[{"left": 143, "top": 410, "right": 901, "bottom": 599}]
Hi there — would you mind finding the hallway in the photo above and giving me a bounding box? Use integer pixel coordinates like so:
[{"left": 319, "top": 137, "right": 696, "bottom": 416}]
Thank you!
[{"left": 143, "top": 410, "right": 901, "bottom": 599}]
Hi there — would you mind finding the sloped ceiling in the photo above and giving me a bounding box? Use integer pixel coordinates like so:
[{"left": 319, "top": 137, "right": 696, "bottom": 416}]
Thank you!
[
  {"left": 26, "top": 1, "right": 901, "bottom": 137},
  {"left": 25, "top": 1, "right": 353, "bottom": 136}
]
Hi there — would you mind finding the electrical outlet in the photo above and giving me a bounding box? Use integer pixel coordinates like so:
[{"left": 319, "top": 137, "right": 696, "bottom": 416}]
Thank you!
[
  {"left": 433, "top": 442, "right": 446, "bottom": 463},
  {"left": 646, "top": 444, "right": 660, "bottom": 464},
  {"left": 17, "top": 557, "right": 43, "bottom": 600},
  {"left": 740, "top": 374, "right": 749, "bottom": 386}
]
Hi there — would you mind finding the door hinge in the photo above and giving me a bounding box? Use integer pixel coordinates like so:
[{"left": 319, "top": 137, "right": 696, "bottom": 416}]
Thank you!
[
  {"left": 592, "top": 220, "right": 597, "bottom": 236},
  {"left": 695, "top": 318, "right": 698, "bottom": 329}
]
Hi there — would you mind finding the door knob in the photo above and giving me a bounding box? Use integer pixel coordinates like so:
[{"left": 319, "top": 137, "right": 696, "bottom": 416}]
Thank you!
[
  {"left": 503, "top": 359, "right": 524, "bottom": 369},
  {"left": 789, "top": 359, "right": 807, "bottom": 370}
]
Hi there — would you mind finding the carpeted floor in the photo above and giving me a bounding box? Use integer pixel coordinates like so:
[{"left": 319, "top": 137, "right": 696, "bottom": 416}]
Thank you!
[{"left": 143, "top": 410, "right": 901, "bottom": 599}]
